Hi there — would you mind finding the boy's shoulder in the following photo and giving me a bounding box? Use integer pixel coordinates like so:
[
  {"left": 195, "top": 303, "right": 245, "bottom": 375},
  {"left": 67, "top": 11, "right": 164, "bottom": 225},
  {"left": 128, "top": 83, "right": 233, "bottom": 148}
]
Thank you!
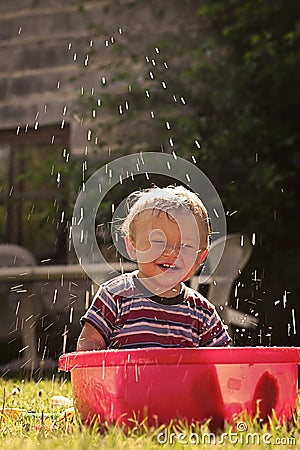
[
  {"left": 100, "top": 271, "right": 137, "bottom": 297},
  {"left": 184, "top": 285, "right": 216, "bottom": 313}
]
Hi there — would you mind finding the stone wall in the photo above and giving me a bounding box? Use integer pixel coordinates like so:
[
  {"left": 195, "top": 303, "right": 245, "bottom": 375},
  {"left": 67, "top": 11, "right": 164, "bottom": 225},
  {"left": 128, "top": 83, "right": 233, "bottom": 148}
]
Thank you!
[{"left": 0, "top": 0, "right": 200, "bottom": 154}]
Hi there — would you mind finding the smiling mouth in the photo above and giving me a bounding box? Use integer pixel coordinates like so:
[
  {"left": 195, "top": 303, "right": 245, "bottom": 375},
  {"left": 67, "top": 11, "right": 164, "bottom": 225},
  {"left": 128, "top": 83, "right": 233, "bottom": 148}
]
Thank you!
[{"left": 157, "top": 263, "right": 178, "bottom": 271}]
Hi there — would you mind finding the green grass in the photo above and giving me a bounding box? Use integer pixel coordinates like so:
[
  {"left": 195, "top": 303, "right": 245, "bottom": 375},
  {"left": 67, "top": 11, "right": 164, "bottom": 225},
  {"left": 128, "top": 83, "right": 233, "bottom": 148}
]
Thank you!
[{"left": 0, "top": 377, "right": 299, "bottom": 449}]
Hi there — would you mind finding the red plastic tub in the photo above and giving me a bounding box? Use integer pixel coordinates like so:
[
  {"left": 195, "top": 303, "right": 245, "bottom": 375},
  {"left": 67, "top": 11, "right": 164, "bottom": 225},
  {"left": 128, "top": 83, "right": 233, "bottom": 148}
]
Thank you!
[{"left": 58, "top": 347, "right": 300, "bottom": 429}]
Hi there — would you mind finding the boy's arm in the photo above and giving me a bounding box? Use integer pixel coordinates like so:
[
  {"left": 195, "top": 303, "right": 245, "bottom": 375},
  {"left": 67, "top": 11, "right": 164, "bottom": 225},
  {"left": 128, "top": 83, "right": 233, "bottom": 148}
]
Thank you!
[
  {"left": 200, "top": 306, "right": 232, "bottom": 347},
  {"left": 76, "top": 322, "right": 107, "bottom": 351}
]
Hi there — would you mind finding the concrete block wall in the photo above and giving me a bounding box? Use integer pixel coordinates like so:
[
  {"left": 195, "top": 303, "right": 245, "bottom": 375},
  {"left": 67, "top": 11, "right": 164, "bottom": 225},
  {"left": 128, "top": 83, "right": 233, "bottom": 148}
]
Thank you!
[{"left": 0, "top": 0, "right": 200, "bottom": 154}]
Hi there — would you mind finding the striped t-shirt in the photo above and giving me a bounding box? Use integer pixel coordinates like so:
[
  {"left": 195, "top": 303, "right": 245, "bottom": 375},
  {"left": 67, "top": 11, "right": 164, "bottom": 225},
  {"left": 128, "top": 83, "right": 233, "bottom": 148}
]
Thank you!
[{"left": 81, "top": 271, "right": 231, "bottom": 349}]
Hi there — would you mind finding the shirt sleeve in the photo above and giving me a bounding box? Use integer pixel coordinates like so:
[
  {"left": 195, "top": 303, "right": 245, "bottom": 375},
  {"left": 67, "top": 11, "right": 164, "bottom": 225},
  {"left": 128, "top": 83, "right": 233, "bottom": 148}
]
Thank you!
[
  {"left": 80, "top": 286, "right": 117, "bottom": 345},
  {"left": 200, "top": 307, "right": 231, "bottom": 347}
]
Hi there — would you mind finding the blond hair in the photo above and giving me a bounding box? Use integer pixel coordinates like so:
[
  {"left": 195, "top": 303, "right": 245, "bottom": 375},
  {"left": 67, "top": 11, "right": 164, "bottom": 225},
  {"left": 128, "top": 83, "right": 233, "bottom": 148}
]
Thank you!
[{"left": 121, "top": 185, "right": 211, "bottom": 250}]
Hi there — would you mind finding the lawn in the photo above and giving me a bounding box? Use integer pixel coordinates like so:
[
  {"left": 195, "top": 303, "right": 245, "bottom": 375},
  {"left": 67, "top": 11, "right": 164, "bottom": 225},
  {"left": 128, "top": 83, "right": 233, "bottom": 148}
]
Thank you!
[{"left": 0, "top": 376, "right": 299, "bottom": 449}]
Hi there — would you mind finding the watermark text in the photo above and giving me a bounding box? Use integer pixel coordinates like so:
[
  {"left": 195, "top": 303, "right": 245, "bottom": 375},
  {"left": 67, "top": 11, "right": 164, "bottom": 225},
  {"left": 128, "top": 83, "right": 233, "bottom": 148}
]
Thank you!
[{"left": 156, "top": 422, "right": 297, "bottom": 446}]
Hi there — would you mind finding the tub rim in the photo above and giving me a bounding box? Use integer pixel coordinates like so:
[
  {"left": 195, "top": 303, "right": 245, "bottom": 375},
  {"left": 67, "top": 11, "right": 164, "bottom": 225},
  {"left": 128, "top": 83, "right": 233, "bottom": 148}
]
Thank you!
[{"left": 58, "top": 346, "right": 300, "bottom": 372}]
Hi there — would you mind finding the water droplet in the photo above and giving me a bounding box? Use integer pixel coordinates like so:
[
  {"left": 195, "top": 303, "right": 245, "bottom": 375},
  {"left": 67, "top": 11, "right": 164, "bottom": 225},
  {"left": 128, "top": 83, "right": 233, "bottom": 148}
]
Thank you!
[
  {"left": 69, "top": 307, "right": 74, "bottom": 324},
  {"left": 283, "top": 290, "right": 288, "bottom": 308},
  {"left": 135, "top": 364, "right": 139, "bottom": 382},
  {"left": 291, "top": 309, "right": 296, "bottom": 334},
  {"left": 62, "top": 325, "right": 68, "bottom": 353},
  {"left": 213, "top": 208, "right": 219, "bottom": 218},
  {"left": 53, "top": 289, "right": 58, "bottom": 304},
  {"left": 102, "top": 360, "right": 105, "bottom": 379}
]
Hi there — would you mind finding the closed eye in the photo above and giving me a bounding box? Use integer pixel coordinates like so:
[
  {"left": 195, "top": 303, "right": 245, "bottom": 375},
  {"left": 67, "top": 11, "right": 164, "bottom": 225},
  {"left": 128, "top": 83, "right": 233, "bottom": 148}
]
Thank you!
[
  {"left": 180, "top": 243, "right": 197, "bottom": 253},
  {"left": 181, "top": 243, "right": 195, "bottom": 249},
  {"left": 150, "top": 240, "right": 165, "bottom": 245}
]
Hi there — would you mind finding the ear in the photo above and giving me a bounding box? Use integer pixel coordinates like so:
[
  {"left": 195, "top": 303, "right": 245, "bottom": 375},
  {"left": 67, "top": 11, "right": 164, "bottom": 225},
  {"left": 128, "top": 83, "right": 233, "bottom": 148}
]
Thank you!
[
  {"left": 197, "top": 248, "right": 208, "bottom": 266},
  {"left": 125, "top": 235, "right": 137, "bottom": 261}
]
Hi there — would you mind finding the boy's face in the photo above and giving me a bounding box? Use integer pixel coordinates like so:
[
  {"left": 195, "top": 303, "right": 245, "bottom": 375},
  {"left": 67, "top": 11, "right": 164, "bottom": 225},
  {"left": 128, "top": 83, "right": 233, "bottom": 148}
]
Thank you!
[{"left": 126, "top": 208, "right": 207, "bottom": 296}]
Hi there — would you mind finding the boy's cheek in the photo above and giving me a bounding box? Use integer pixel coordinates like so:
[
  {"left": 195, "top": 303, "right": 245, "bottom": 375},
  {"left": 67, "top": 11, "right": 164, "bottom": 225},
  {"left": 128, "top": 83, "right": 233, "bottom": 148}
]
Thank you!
[{"left": 136, "top": 247, "right": 162, "bottom": 263}]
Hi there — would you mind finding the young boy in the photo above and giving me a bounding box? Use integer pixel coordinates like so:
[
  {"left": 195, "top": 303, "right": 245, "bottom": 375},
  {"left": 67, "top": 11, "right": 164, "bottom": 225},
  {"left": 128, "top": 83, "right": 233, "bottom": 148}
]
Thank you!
[{"left": 77, "top": 185, "right": 231, "bottom": 350}]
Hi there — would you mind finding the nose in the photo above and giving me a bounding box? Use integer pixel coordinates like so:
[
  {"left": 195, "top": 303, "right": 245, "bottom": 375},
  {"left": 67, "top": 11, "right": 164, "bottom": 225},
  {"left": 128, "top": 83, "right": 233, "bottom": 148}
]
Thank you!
[{"left": 162, "top": 242, "right": 179, "bottom": 257}]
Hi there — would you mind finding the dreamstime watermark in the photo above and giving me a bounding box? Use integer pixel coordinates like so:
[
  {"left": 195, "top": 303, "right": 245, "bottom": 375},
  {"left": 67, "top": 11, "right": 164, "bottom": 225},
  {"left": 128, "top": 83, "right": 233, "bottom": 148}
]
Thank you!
[
  {"left": 71, "top": 152, "right": 227, "bottom": 289},
  {"left": 156, "top": 422, "right": 297, "bottom": 446}
]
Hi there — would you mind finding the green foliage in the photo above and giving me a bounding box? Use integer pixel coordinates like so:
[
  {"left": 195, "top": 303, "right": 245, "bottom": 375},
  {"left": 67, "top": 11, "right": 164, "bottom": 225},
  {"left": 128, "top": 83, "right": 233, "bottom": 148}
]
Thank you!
[{"left": 182, "top": 1, "right": 300, "bottom": 306}]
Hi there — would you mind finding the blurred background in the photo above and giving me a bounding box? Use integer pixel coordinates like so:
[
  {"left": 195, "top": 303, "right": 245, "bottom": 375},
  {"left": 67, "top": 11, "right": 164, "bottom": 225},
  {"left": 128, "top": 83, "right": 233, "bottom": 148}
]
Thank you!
[{"left": 0, "top": 0, "right": 299, "bottom": 370}]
